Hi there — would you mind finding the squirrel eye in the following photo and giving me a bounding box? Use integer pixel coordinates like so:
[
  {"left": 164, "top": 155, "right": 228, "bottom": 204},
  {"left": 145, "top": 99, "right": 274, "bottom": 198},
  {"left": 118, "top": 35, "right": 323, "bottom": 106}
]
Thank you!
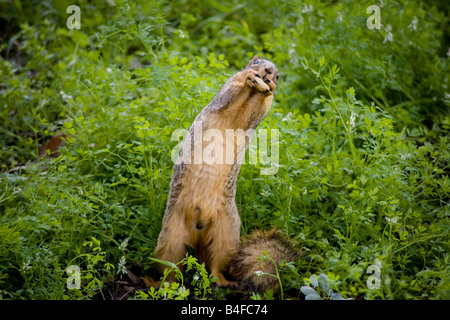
[
  {"left": 254, "top": 60, "right": 259, "bottom": 64},
  {"left": 276, "top": 75, "right": 279, "bottom": 80}
]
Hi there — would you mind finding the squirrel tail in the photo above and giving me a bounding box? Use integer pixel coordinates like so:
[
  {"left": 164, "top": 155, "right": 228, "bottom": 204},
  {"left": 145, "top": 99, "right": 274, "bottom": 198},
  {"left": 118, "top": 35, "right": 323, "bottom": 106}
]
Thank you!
[{"left": 227, "top": 229, "right": 301, "bottom": 293}]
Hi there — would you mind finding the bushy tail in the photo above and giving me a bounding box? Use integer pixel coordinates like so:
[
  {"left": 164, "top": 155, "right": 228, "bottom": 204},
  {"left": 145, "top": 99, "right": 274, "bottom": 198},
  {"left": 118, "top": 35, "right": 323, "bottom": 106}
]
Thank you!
[{"left": 227, "top": 229, "right": 301, "bottom": 293}]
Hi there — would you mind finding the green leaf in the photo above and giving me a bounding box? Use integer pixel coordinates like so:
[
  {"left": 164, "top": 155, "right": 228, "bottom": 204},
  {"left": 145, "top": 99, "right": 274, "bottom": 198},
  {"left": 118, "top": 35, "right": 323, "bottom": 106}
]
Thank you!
[
  {"left": 305, "top": 293, "right": 322, "bottom": 300},
  {"left": 301, "top": 285, "right": 318, "bottom": 296},
  {"left": 319, "top": 56, "right": 325, "bottom": 68},
  {"left": 309, "top": 275, "right": 319, "bottom": 288},
  {"left": 149, "top": 257, "right": 180, "bottom": 271},
  {"left": 331, "top": 293, "right": 353, "bottom": 300},
  {"left": 318, "top": 273, "right": 332, "bottom": 295}
]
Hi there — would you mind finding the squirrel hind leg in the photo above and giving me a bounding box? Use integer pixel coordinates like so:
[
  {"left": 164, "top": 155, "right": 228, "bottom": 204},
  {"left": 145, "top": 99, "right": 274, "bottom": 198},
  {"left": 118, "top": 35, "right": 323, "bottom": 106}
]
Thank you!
[
  {"left": 154, "top": 219, "right": 191, "bottom": 282},
  {"left": 207, "top": 238, "right": 239, "bottom": 288},
  {"left": 202, "top": 214, "right": 240, "bottom": 288},
  {"left": 198, "top": 241, "right": 237, "bottom": 288},
  {"left": 211, "top": 269, "right": 238, "bottom": 288}
]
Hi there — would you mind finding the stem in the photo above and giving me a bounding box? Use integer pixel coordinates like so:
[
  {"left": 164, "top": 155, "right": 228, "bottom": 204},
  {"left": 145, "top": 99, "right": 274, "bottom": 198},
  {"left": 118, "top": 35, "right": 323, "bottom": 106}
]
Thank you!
[
  {"left": 319, "top": 76, "right": 357, "bottom": 161},
  {"left": 391, "top": 234, "right": 447, "bottom": 255},
  {"left": 264, "top": 256, "right": 284, "bottom": 300}
]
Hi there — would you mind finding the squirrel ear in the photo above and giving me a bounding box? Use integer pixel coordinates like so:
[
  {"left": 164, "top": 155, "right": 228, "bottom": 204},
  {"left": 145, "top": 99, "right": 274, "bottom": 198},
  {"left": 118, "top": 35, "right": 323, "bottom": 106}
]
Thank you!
[{"left": 246, "top": 55, "right": 259, "bottom": 68}]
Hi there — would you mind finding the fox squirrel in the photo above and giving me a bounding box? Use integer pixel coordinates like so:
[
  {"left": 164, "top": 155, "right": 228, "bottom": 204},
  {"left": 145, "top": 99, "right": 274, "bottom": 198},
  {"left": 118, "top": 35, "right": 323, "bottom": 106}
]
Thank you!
[{"left": 154, "top": 55, "right": 299, "bottom": 291}]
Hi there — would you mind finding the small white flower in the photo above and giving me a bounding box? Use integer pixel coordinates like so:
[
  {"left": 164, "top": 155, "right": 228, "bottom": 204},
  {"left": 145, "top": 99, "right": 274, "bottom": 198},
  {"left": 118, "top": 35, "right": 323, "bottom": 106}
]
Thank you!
[
  {"left": 383, "top": 24, "right": 393, "bottom": 43},
  {"left": 260, "top": 190, "right": 271, "bottom": 197},
  {"left": 385, "top": 216, "right": 399, "bottom": 224},
  {"left": 408, "top": 17, "right": 418, "bottom": 32},
  {"left": 281, "top": 112, "right": 293, "bottom": 122},
  {"left": 119, "top": 239, "right": 129, "bottom": 251},
  {"left": 302, "top": 4, "right": 314, "bottom": 13},
  {"left": 22, "top": 259, "right": 31, "bottom": 272},
  {"left": 117, "top": 256, "right": 127, "bottom": 275},
  {"left": 60, "top": 90, "right": 73, "bottom": 102},
  {"left": 348, "top": 113, "right": 356, "bottom": 130}
]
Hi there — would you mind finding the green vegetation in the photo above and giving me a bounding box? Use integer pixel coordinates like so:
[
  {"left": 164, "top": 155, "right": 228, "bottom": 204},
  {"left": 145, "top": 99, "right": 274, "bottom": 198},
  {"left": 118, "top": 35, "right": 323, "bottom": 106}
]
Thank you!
[{"left": 0, "top": 0, "right": 448, "bottom": 300}]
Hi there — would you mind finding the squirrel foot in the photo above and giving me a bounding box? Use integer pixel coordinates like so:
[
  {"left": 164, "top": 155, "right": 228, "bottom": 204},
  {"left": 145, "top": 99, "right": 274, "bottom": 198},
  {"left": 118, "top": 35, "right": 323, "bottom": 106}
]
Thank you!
[
  {"left": 216, "top": 278, "right": 238, "bottom": 289},
  {"left": 246, "top": 70, "right": 272, "bottom": 95}
]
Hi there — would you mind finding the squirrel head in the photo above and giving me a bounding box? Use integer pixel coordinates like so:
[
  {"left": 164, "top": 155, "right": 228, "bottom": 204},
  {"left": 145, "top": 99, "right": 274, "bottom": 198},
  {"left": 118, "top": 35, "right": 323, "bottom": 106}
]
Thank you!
[{"left": 246, "top": 55, "right": 280, "bottom": 87}]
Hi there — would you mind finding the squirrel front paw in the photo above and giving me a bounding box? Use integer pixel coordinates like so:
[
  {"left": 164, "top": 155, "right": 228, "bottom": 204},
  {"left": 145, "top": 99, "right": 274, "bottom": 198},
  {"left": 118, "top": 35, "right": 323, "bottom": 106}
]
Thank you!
[
  {"left": 263, "top": 77, "right": 276, "bottom": 92},
  {"left": 246, "top": 71, "right": 272, "bottom": 95}
]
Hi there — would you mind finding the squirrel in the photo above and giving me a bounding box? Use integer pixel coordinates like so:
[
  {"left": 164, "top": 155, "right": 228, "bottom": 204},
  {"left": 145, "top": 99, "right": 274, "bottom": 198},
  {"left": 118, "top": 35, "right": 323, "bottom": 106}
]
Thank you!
[{"left": 153, "top": 55, "right": 299, "bottom": 292}]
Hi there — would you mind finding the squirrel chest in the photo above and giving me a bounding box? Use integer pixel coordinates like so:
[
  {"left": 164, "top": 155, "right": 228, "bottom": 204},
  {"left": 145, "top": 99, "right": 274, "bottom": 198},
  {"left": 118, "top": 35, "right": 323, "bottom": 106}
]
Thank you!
[{"left": 177, "top": 87, "right": 272, "bottom": 223}]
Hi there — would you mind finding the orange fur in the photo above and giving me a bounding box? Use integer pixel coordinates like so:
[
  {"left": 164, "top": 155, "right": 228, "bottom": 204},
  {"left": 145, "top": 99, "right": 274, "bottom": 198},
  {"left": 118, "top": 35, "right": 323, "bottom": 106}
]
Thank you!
[{"left": 154, "top": 56, "right": 279, "bottom": 286}]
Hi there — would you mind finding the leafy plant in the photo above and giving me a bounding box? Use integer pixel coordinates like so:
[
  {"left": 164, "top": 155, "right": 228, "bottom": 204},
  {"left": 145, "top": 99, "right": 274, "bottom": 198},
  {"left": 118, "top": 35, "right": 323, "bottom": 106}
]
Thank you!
[
  {"left": 301, "top": 274, "right": 353, "bottom": 300},
  {"left": 135, "top": 255, "right": 216, "bottom": 300},
  {"left": 64, "top": 237, "right": 115, "bottom": 299}
]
